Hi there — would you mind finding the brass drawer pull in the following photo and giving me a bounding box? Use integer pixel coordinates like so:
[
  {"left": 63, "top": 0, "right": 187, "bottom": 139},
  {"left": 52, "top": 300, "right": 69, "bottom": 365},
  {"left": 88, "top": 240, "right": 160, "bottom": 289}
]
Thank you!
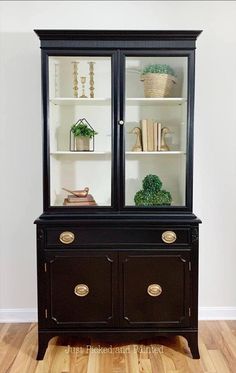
[
  {"left": 74, "top": 284, "right": 89, "bottom": 297},
  {"left": 147, "top": 284, "right": 162, "bottom": 297},
  {"left": 162, "top": 230, "right": 177, "bottom": 244},
  {"left": 59, "top": 231, "right": 75, "bottom": 244}
]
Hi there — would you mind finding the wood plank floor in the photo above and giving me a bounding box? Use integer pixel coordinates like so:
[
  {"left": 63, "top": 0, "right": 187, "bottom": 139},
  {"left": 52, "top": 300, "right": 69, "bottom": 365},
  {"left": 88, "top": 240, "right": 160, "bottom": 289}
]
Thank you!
[{"left": 0, "top": 321, "right": 236, "bottom": 373}]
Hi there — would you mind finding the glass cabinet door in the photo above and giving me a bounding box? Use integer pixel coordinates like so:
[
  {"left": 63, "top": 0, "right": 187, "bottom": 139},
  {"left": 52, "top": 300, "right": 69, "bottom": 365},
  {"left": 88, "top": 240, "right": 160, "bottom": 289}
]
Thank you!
[
  {"left": 48, "top": 55, "right": 112, "bottom": 207},
  {"left": 124, "top": 55, "right": 188, "bottom": 208}
]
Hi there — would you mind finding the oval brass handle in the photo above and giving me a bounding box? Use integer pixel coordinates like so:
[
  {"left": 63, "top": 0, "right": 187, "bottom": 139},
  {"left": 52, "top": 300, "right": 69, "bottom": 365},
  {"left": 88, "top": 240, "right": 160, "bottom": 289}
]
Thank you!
[
  {"left": 59, "top": 231, "right": 75, "bottom": 244},
  {"left": 74, "top": 284, "right": 89, "bottom": 297},
  {"left": 147, "top": 284, "right": 162, "bottom": 297},
  {"left": 162, "top": 230, "right": 177, "bottom": 244}
]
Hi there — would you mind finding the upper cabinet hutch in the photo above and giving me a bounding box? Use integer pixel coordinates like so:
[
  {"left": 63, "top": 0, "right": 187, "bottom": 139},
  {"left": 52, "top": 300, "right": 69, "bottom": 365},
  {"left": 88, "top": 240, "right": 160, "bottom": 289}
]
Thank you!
[{"left": 34, "top": 30, "right": 201, "bottom": 360}]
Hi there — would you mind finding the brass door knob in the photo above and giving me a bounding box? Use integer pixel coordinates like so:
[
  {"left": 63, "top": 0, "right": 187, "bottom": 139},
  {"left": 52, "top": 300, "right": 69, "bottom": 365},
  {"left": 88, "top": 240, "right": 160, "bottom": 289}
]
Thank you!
[
  {"left": 162, "top": 230, "right": 177, "bottom": 244},
  {"left": 147, "top": 284, "right": 162, "bottom": 297},
  {"left": 74, "top": 284, "right": 89, "bottom": 297},
  {"left": 59, "top": 231, "right": 75, "bottom": 244}
]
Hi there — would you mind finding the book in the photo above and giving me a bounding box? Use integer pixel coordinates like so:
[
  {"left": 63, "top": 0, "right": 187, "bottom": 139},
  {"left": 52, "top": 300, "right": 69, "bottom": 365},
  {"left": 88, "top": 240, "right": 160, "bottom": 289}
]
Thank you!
[
  {"left": 67, "top": 194, "right": 95, "bottom": 203},
  {"left": 147, "top": 119, "right": 154, "bottom": 151},
  {"left": 158, "top": 122, "right": 162, "bottom": 151},
  {"left": 63, "top": 199, "right": 97, "bottom": 206},
  {"left": 153, "top": 122, "right": 158, "bottom": 151},
  {"left": 141, "top": 119, "right": 148, "bottom": 151}
]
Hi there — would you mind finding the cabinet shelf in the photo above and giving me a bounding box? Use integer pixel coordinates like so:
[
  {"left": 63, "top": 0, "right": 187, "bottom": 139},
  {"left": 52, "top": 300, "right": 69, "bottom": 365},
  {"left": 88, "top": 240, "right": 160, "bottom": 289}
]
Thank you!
[
  {"left": 50, "top": 151, "right": 110, "bottom": 155},
  {"left": 51, "top": 151, "right": 184, "bottom": 155},
  {"left": 126, "top": 151, "right": 186, "bottom": 155},
  {"left": 50, "top": 98, "right": 111, "bottom": 105},
  {"left": 126, "top": 98, "right": 186, "bottom": 106},
  {"left": 50, "top": 98, "right": 185, "bottom": 106}
]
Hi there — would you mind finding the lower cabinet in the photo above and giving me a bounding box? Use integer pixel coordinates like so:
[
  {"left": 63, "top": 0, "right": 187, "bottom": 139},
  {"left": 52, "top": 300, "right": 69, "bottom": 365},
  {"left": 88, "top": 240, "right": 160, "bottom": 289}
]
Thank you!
[
  {"left": 36, "top": 223, "right": 200, "bottom": 361},
  {"left": 44, "top": 250, "right": 191, "bottom": 328}
]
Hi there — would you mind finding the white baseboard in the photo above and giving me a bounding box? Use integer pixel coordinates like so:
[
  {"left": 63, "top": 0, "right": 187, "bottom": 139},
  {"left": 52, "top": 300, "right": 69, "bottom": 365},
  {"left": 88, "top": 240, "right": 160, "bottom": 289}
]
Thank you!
[
  {"left": 199, "top": 307, "right": 236, "bottom": 320},
  {"left": 0, "top": 307, "right": 236, "bottom": 323},
  {"left": 0, "top": 308, "right": 37, "bottom": 323}
]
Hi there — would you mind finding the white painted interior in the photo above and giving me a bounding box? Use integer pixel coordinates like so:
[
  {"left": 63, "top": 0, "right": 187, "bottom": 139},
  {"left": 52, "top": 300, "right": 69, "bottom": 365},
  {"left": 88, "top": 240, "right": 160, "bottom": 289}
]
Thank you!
[
  {"left": 125, "top": 56, "right": 187, "bottom": 205},
  {"left": 49, "top": 54, "right": 187, "bottom": 206},
  {"left": 49, "top": 56, "right": 112, "bottom": 206},
  {"left": 1, "top": 1, "right": 236, "bottom": 321}
]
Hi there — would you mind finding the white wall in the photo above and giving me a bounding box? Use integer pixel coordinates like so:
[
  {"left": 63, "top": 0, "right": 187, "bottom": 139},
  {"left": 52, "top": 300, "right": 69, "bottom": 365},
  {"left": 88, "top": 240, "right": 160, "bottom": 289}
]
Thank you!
[{"left": 1, "top": 1, "right": 236, "bottom": 321}]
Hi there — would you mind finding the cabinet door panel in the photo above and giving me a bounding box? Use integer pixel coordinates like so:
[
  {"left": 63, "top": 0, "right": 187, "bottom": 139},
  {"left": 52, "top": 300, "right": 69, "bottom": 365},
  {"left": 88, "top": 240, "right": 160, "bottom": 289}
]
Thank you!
[
  {"left": 120, "top": 252, "right": 190, "bottom": 327},
  {"left": 46, "top": 252, "right": 117, "bottom": 327},
  {"left": 47, "top": 53, "right": 117, "bottom": 210},
  {"left": 121, "top": 52, "right": 189, "bottom": 209}
]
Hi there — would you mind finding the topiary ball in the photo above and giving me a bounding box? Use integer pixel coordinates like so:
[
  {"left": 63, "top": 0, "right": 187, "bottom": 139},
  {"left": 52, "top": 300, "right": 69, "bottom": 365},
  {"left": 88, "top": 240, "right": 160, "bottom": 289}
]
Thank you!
[
  {"left": 134, "top": 190, "right": 146, "bottom": 206},
  {"left": 142, "top": 174, "right": 162, "bottom": 193},
  {"left": 134, "top": 189, "right": 172, "bottom": 206},
  {"left": 154, "top": 190, "right": 172, "bottom": 205}
]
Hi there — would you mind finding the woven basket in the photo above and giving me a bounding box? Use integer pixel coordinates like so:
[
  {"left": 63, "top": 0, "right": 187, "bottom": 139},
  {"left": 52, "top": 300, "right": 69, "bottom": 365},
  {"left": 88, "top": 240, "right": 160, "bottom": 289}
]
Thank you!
[{"left": 141, "top": 73, "right": 177, "bottom": 98}]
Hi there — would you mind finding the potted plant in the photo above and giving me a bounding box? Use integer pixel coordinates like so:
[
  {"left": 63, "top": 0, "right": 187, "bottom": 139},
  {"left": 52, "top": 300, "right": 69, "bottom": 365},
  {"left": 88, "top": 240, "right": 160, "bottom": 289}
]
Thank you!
[
  {"left": 134, "top": 174, "right": 172, "bottom": 206},
  {"left": 70, "top": 118, "right": 98, "bottom": 151},
  {"left": 141, "top": 64, "right": 177, "bottom": 98}
]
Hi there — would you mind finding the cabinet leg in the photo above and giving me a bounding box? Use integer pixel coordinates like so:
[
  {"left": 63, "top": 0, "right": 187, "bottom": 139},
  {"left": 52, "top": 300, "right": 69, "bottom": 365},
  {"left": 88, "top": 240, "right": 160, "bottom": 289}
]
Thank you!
[
  {"left": 186, "top": 332, "right": 200, "bottom": 359},
  {"left": 36, "top": 333, "right": 51, "bottom": 360}
]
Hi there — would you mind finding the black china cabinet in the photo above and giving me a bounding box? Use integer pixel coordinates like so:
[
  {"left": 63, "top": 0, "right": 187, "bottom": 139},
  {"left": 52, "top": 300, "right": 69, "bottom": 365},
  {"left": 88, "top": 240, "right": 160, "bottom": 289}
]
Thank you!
[{"left": 34, "top": 30, "right": 201, "bottom": 360}]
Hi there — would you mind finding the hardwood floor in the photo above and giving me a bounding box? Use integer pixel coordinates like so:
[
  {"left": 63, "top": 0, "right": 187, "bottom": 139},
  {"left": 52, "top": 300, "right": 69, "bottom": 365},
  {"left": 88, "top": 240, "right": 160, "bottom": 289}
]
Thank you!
[{"left": 0, "top": 321, "right": 236, "bottom": 373}]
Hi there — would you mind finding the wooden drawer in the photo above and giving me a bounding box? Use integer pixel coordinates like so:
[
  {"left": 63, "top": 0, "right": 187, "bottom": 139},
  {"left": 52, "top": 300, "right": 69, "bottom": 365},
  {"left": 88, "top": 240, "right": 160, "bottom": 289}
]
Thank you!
[
  {"left": 44, "top": 226, "right": 191, "bottom": 248},
  {"left": 120, "top": 251, "right": 191, "bottom": 327}
]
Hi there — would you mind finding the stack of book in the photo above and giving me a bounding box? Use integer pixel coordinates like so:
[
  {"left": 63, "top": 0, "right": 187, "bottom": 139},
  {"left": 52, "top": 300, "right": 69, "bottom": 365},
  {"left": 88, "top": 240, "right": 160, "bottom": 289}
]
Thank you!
[
  {"left": 63, "top": 194, "right": 97, "bottom": 206},
  {"left": 141, "top": 119, "right": 162, "bottom": 151}
]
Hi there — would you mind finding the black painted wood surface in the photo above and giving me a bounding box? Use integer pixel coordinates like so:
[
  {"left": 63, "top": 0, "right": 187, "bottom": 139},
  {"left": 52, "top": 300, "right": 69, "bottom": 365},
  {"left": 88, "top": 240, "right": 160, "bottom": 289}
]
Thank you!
[{"left": 34, "top": 30, "right": 201, "bottom": 360}]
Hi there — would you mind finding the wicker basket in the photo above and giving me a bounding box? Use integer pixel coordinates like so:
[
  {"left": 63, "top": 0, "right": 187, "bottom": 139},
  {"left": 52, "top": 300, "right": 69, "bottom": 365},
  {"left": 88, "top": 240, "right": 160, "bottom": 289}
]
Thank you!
[{"left": 141, "top": 73, "right": 177, "bottom": 98}]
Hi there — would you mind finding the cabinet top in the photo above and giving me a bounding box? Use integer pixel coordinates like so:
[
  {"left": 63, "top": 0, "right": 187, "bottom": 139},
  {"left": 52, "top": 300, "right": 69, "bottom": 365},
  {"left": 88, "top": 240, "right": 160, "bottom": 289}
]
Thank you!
[
  {"left": 34, "top": 29, "right": 202, "bottom": 41},
  {"left": 34, "top": 30, "right": 202, "bottom": 50}
]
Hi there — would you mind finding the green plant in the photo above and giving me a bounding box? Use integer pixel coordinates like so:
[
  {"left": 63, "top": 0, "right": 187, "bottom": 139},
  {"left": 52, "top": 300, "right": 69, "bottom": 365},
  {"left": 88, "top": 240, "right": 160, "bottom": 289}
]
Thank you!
[
  {"left": 134, "top": 174, "right": 172, "bottom": 206},
  {"left": 143, "top": 174, "right": 162, "bottom": 193},
  {"left": 142, "top": 64, "right": 176, "bottom": 77},
  {"left": 71, "top": 122, "right": 98, "bottom": 138}
]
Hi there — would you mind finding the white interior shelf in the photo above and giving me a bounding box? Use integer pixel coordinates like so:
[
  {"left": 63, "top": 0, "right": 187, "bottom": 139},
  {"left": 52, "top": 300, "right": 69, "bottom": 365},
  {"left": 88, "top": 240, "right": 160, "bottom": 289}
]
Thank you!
[
  {"left": 50, "top": 98, "right": 111, "bottom": 105},
  {"left": 126, "top": 98, "right": 187, "bottom": 106},
  {"left": 50, "top": 151, "right": 110, "bottom": 155},
  {"left": 51, "top": 98, "right": 186, "bottom": 106},
  {"left": 126, "top": 151, "right": 186, "bottom": 155},
  {"left": 51, "top": 151, "right": 185, "bottom": 155}
]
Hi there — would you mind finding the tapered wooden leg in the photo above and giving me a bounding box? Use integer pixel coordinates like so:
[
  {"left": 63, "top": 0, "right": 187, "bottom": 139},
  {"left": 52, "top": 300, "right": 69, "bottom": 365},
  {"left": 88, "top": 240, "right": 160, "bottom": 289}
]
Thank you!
[
  {"left": 186, "top": 332, "right": 200, "bottom": 359},
  {"left": 36, "top": 333, "right": 51, "bottom": 360}
]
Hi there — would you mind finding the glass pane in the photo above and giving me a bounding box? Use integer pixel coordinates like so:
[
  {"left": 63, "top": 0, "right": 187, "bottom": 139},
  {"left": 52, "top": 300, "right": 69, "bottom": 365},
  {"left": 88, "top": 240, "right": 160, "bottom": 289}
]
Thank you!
[
  {"left": 125, "top": 56, "right": 188, "bottom": 207},
  {"left": 48, "top": 56, "right": 112, "bottom": 207}
]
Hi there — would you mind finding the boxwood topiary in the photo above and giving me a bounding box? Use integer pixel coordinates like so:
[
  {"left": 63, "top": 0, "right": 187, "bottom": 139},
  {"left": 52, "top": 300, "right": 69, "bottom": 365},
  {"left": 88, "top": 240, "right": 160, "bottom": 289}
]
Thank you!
[
  {"left": 134, "top": 174, "right": 172, "bottom": 206},
  {"left": 142, "top": 174, "right": 162, "bottom": 193}
]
